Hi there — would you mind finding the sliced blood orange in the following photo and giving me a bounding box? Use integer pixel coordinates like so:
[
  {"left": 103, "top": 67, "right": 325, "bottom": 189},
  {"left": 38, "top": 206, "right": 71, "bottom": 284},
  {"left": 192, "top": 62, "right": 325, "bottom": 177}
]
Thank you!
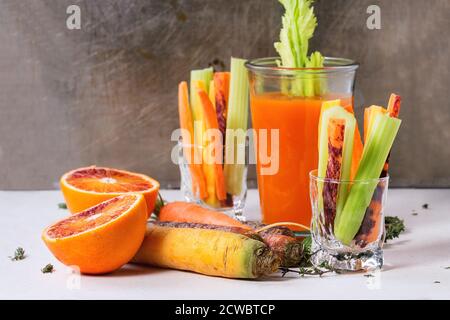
[
  {"left": 42, "top": 194, "right": 147, "bottom": 274},
  {"left": 60, "top": 166, "right": 159, "bottom": 215}
]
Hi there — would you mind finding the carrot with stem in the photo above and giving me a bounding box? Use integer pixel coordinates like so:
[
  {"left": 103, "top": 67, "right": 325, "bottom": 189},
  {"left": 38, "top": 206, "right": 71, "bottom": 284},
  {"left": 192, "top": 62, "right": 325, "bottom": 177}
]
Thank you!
[
  {"left": 133, "top": 222, "right": 280, "bottom": 279},
  {"left": 158, "top": 201, "right": 308, "bottom": 267},
  {"left": 178, "top": 82, "right": 207, "bottom": 199}
]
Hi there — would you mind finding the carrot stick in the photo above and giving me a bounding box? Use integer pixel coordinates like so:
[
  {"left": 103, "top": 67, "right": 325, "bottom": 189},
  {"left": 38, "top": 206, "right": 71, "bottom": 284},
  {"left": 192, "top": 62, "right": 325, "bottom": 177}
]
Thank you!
[
  {"left": 208, "top": 80, "right": 216, "bottom": 110},
  {"left": 344, "top": 105, "right": 364, "bottom": 180},
  {"left": 387, "top": 93, "right": 401, "bottom": 118},
  {"left": 354, "top": 180, "right": 386, "bottom": 247},
  {"left": 192, "top": 81, "right": 219, "bottom": 206},
  {"left": 380, "top": 94, "right": 401, "bottom": 177},
  {"left": 159, "top": 201, "right": 252, "bottom": 229},
  {"left": 323, "top": 118, "right": 345, "bottom": 230},
  {"left": 178, "top": 82, "right": 208, "bottom": 199},
  {"left": 213, "top": 72, "right": 230, "bottom": 139},
  {"left": 196, "top": 85, "right": 227, "bottom": 201},
  {"left": 364, "top": 105, "right": 387, "bottom": 142}
]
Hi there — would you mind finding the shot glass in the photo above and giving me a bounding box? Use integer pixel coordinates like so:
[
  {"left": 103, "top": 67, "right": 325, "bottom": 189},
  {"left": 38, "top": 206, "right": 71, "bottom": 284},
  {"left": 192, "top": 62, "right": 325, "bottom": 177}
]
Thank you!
[
  {"left": 309, "top": 169, "right": 389, "bottom": 271},
  {"left": 177, "top": 138, "right": 248, "bottom": 218}
]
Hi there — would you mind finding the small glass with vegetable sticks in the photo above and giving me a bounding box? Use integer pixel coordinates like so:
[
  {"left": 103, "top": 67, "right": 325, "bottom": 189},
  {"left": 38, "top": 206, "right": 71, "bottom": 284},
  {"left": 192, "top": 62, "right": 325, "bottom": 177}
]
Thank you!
[
  {"left": 178, "top": 137, "right": 248, "bottom": 218},
  {"left": 309, "top": 170, "right": 389, "bottom": 271},
  {"left": 177, "top": 58, "right": 250, "bottom": 218}
]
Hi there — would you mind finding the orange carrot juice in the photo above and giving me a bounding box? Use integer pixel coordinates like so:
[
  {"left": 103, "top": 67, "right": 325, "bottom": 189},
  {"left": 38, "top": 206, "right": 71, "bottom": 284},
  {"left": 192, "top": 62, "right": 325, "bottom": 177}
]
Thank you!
[{"left": 251, "top": 92, "right": 352, "bottom": 227}]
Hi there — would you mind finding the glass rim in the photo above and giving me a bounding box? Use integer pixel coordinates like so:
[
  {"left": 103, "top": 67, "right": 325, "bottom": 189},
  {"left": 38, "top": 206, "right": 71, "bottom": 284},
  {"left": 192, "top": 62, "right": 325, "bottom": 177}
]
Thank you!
[
  {"left": 245, "top": 56, "right": 359, "bottom": 75},
  {"left": 178, "top": 137, "right": 247, "bottom": 149},
  {"left": 309, "top": 169, "right": 389, "bottom": 184}
]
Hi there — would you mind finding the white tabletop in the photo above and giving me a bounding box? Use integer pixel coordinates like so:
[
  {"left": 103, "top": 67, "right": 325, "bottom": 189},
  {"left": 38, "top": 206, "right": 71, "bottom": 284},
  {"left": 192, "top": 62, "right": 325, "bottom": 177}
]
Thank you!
[{"left": 0, "top": 189, "right": 449, "bottom": 300}]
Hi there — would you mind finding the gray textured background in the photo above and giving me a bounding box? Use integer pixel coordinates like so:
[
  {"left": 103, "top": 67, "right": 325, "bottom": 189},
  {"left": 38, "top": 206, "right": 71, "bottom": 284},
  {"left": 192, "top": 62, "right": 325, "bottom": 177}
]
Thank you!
[{"left": 0, "top": 0, "right": 449, "bottom": 190}]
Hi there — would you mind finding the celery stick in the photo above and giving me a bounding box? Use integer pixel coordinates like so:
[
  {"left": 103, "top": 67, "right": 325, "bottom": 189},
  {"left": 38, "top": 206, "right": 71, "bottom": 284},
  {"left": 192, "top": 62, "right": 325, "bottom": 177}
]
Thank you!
[
  {"left": 334, "top": 114, "right": 401, "bottom": 245},
  {"left": 190, "top": 68, "right": 213, "bottom": 123},
  {"left": 303, "top": 51, "right": 324, "bottom": 97},
  {"left": 311, "top": 51, "right": 326, "bottom": 96},
  {"left": 274, "top": 0, "right": 324, "bottom": 97},
  {"left": 224, "top": 57, "right": 249, "bottom": 195}
]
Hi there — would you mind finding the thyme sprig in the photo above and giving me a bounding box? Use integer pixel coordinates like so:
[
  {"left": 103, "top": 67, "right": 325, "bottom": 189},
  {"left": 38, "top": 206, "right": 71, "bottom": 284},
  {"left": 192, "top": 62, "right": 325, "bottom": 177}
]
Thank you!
[
  {"left": 385, "top": 216, "right": 405, "bottom": 242},
  {"left": 280, "top": 262, "right": 337, "bottom": 277},
  {"left": 279, "top": 237, "right": 340, "bottom": 277},
  {"left": 41, "top": 263, "right": 54, "bottom": 273},
  {"left": 10, "top": 247, "right": 26, "bottom": 261},
  {"left": 58, "top": 202, "right": 67, "bottom": 209}
]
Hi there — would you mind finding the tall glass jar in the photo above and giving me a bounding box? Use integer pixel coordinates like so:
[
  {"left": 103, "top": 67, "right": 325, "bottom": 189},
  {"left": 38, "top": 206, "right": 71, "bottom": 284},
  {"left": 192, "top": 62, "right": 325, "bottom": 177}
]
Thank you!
[{"left": 246, "top": 57, "right": 358, "bottom": 227}]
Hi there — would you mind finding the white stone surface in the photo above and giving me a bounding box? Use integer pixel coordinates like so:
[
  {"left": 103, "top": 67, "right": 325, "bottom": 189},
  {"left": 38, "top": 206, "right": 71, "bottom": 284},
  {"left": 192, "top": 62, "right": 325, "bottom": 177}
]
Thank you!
[{"left": 0, "top": 189, "right": 449, "bottom": 300}]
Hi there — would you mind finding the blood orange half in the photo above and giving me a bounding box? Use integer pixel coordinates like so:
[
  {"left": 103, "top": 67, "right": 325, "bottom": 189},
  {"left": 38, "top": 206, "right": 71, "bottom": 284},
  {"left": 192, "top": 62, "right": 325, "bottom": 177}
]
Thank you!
[
  {"left": 42, "top": 194, "right": 147, "bottom": 274},
  {"left": 60, "top": 166, "right": 159, "bottom": 215}
]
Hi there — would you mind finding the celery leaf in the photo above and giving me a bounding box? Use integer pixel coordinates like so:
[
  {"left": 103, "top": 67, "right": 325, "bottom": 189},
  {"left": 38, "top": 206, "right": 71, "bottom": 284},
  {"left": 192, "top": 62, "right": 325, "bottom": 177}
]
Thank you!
[{"left": 274, "top": 0, "right": 322, "bottom": 68}]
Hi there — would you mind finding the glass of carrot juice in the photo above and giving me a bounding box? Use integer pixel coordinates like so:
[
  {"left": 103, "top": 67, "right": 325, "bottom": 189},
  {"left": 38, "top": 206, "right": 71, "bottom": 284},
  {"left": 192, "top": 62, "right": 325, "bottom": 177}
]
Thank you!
[{"left": 246, "top": 57, "right": 358, "bottom": 228}]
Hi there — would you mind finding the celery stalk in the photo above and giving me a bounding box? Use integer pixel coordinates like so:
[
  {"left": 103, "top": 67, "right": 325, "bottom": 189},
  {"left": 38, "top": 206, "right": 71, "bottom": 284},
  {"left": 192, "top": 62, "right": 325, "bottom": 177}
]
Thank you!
[
  {"left": 224, "top": 57, "right": 249, "bottom": 195},
  {"left": 334, "top": 114, "right": 401, "bottom": 245},
  {"left": 190, "top": 68, "right": 214, "bottom": 123},
  {"left": 303, "top": 51, "right": 324, "bottom": 97},
  {"left": 274, "top": 0, "right": 325, "bottom": 97}
]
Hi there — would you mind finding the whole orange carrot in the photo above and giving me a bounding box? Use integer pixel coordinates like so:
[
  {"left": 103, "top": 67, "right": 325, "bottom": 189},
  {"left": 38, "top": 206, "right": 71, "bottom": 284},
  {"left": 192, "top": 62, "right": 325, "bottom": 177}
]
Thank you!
[
  {"left": 159, "top": 201, "right": 251, "bottom": 229},
  {"left": 159, "top": 202, "right": 303, "bottom": 267}
]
